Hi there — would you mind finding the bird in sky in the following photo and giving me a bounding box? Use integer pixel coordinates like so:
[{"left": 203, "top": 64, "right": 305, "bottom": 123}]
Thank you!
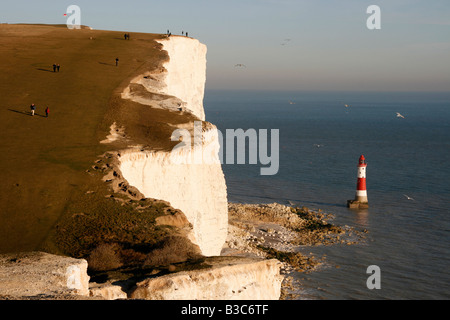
[
  {"left": 281, "top": 38, "right": 291, "bottom": 46},
  {"left": 403, "top": 194, "right": 415, "bottom": 201},
  {"left": 396, "top": 112, "right": 405, "bottom": 118},
  {"left": 235, "top": 64, "right": 246, "bottom": 67}
]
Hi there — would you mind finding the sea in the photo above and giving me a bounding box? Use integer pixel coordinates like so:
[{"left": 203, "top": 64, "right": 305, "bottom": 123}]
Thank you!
[{"left": 204, "top": 89, "right": 450, "bottom": 300}]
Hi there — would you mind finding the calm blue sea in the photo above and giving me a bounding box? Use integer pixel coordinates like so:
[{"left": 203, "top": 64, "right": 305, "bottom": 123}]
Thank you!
[{"left": 204, "top": 90, "right": 450, "bottom": 300}]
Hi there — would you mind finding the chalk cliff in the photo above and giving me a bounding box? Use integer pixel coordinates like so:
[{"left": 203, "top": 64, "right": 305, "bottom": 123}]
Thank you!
[
  {"left": 155, "top": 37, "right": 207, "bottom": 121},
  {"left": 99, "top": 35, "right": 283, "bottom": 301},
  {"left": 119, "top": 147, "right": 228, "bottom": 256},
  {"left": 122, "top": 37, "right": 206, "bottom": 120},
  {"left": 118, "top": 37, "right": 227, "bottom": 256}
]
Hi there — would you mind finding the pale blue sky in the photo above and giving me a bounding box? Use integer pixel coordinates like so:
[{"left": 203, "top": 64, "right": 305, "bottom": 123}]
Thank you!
[{"left": 2, "top": 0, "right": 450, "bottom": 92}]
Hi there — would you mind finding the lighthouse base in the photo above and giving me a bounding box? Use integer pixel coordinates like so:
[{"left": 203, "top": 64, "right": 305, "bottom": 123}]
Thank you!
[{"left": 347, "top": 200, "right": 369, "bottom": 209}]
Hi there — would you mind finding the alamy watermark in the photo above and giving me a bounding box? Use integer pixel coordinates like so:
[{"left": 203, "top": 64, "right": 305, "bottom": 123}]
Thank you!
[
  {"left": 65, "top": 5, "right": 81, "bottom": 29},
  {"left": 66, "top": 4, "right": 381, "bottom": 30},
  {"left": 366, "top": 5, "right": 381, "bottom": 30},
  {"left": 366, "top": 265, "right": 381, "bottom": 289},
  {"left": 170, "top": 121, "right": 279, "bottom": 176},
  {"left": 66, "top": 265, "right": 83, "bottom": 290}
]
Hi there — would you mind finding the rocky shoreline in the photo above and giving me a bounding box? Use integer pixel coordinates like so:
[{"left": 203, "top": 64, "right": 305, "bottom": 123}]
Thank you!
[{"left": 222, "top": 202, "right": 367, "bottom": 299}]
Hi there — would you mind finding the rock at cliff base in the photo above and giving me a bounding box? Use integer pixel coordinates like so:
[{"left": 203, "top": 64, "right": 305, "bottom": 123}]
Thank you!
[
  {"left": 129, "top": 256, "right": 283, "bottom": 300},
  {"left": 0, "top": 252, "right": 90, "bottom": 298}
]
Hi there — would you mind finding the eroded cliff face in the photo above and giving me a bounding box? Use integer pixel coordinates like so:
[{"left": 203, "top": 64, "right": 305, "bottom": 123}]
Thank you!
[
  {"left": 122, "top": 36, "right": 207, "bottom": 120},
  {"left": 155, "top": 37, "right": 207, "bottom": 121},
  {"left": 119, "top": 139, "right": 228, "bottom": 257},
  {"left": 118, "top": 36, "right": 228, "bottom": 256}
]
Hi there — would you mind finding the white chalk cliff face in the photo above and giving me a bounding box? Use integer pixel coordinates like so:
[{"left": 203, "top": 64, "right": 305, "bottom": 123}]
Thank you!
[
  {"left": 122, "top": 36, "right": 206, "bottom": 120},
  {"left": 119, "top": 144, "right": 228, "bottom": 256},
  {"left": 119, "top": 37, "right": 228, "bottom": 256},
  {"left": 156, "top": 37, "right": 207, "bottom": 121}
]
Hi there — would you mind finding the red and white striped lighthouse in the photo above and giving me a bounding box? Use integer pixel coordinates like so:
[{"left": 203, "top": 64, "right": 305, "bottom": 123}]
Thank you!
[
  {"left": 355, "top": 155, "right": 368, "bottom": 203},
  {"left": 347, "top": 155, "right": 369, "bottom": 209}
]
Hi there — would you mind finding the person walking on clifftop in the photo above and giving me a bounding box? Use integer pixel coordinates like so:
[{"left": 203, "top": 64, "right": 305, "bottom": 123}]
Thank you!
[
  {"left": 45, "top": 106, "right": 49, "bottom": 118},
  {"left": 30, "top": 103, "right": 35, "bottom": 116}
]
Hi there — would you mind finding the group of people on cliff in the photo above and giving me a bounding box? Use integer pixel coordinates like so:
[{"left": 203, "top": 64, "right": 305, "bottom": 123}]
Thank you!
[
  {"left": 166, "top": 30, "right": 189, "bottom": 37},
  {"left": 30, "top": 104, "right": 49, "bottom": 118}
]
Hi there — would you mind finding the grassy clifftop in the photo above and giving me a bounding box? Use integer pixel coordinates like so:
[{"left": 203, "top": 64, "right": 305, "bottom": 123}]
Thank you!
[{"left": 0, "top": 24, "right": 190, "bottom": 257}]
